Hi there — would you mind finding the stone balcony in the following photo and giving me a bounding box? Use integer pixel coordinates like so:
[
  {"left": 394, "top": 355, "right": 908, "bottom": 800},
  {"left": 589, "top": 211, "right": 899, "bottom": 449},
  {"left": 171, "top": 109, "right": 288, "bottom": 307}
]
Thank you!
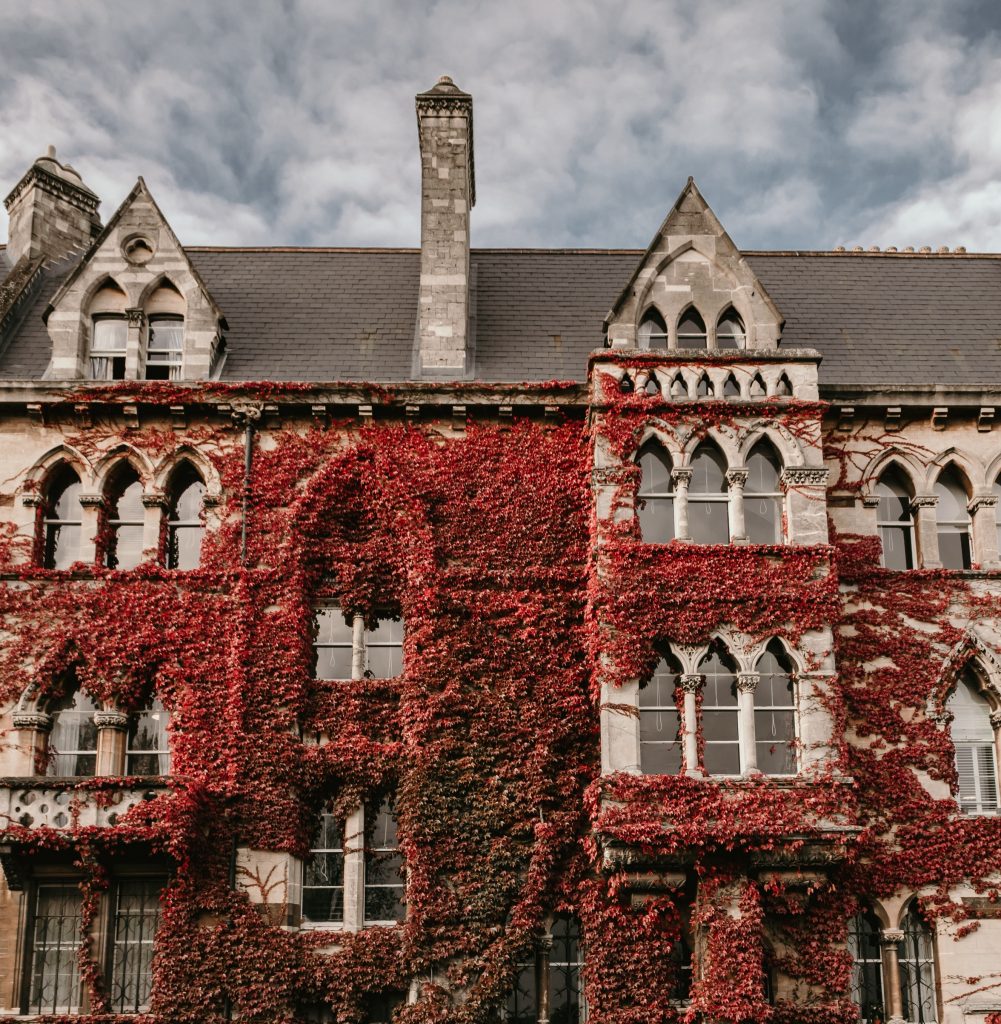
[{"left": 0, "top": 777, "right": 169, "bottom": 830}]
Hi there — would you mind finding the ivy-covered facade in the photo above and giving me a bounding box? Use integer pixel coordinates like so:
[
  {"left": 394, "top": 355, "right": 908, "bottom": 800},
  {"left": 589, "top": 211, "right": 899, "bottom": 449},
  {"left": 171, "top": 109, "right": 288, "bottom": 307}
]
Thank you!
[{"left": 0, "top": 77, "right": 1000, "bottom": 1024}]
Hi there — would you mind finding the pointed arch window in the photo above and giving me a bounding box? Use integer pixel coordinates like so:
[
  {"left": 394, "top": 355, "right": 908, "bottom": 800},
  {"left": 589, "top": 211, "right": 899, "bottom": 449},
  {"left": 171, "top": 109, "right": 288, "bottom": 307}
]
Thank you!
[
  {"left": 688, "top": 443, "right": 729, "bottom": 544},
  {"left": 146, "top": 316, "right": 184, "bottom": 380},
  {"left": 637, "top": 441, "right": 675, "bottom": 544},
  {"left": 876, "top": 467, "right": 916, "bottom": 571},
  {"left": 677, "top": 309, "right": 707, "bottom": 349},
  {"left": 126, "top": 697, "right": 170, "bottom": 776},
  {"left": 637, "top": 308, "right": 668, "bottom": 350},
  {"left": 104, "top": 465, "right": 145, "bottom": 570},
  {"left": 935, "top": 466, "right": 971, "bottom": 569},
  {"left": 47, "top": 689, "right": 99, "bottom": 777},
  {"left": 639, "top": 653, "right": 682, "bottom": 774},
  {"left": 41, "top": 465, "right": 83, "bottom": 570},
  {"left": 166, "top": 464, "right": 206, "bottom": 570},
  {"left": 716, "top": 309, "right": 745, "bottom": 350},
  {"left": 696, "top": 373, "right": 713, "bottom": 398},
  {"left": 744, "top": 440, "right": 783, "bottom": 544},
  {"left": 504, "top": 915, "right": 586, "bottom": 1024},
  {"left": 848, "top": 910, "right": 885, "bottom": 1024},
  {"left": 700, "top": 644, "right": 740, "bottom": 776},
  {"left": 948, "top": 666, "right": 999, "bottom": 815},
  {"left": 899, "top": 905, "right": 937, "bottom": 1023},
  {"left": 753, "top": 641, "right": 797, "bottom": 776}
]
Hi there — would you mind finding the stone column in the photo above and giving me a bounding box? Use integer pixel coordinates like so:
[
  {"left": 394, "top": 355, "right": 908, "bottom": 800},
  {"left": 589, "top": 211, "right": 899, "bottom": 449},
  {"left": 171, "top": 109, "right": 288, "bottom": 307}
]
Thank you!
[
  {"left": 77, "top": 492, "right": 105, "bottom": 566},
  {"left": 912, "top": 495, "right": 940, "bottom": 568},
  {"left": 672, "top": 469, "right": 693, "bottom": 542},
  {"left": 781, "top": 466, "right": 830, "bottom": 546},
  {"left": 681, "top": 674, "right": 703, "bottom": 777},
  {"left": 536, "top": 934, "right": 553, "bottom": 1024},
  {"left": 142, "top": 492, "right": 167, "bottom": 564},
  {"left": 19, "top": 494, "right": 43, "bottom": 567},
  {"left": 879, "top": 928, "right": 905, "bottom": 1024},
  {"left": 991, "top": 711, "right": 1001, "bottom": 784},
  {"left": 600, "top": 677, "right": 641, "bottom": 775},
  {"left": 969, "top": 493, "right": 999, "bottom": 567},
  {"left": 736, "top": 673, "right": 760, "bottom": 776},
  {"left": 95, "top": 710, "right": 129, "bottom": 776},
  {"left": 351, "top": 615, "right": 366, "bottom": 681},
  {"left": 342, "top": 804, "right": 366, "bottom": 931},
  {"left": 726, "top": 468, "right": 748, "bottom": 543},
  {"left": 12, "top": 711, "right": 52, "bottom": 775},
  {"left": 125, "top": 308, "right": 145, "bottom": 380}
]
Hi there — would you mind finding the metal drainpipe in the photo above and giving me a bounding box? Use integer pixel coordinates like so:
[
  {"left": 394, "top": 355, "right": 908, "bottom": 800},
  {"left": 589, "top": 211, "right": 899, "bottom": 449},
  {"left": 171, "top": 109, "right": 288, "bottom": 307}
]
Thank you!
[{"left": 232, "top": 404, "right": 262, "bottom": 567}]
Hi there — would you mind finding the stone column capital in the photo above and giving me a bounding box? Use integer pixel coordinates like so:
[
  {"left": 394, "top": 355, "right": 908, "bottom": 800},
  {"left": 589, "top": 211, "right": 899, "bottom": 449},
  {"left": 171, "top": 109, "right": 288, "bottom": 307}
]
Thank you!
[
  {"left": 726, "top": 468, "right": 749, "bottom": 490},
  {"left": 142, "top": 491, "right": 168, "bottom": 509},
  {"left": 911, "top": 494, "right": 938, "bottom": 510},
  {"left": 860, "top": 494, "right": 881, "bottom": 509},
  {"left": 680, "top": 673, "right": 703, "bottom": 694},
  {"left": 968, "top": 492, "right": 998, "bottom": 514},
  {"left": 989, "top": 710, "right": 1001, "bottom": 730},
  {"left": 13, "top": 711, "right": 53, "bottom": 732},
  {"left": 20, "top": 493, "right": 45, "bottom": 508},
  {"left": 880, "top": 927, "right": 904, "bottom": 946},
  {"left": 94, "top": 710, "right": 129, "bottom": 731},
  {"left": 737, "top": 672, "right": 760, "bottom": 693},
  {"left": 671, "top": 468, "right": 693, "bottom": 488},
  {"left": 78, "top": 493, "right": 106, "bottom": 509},
  {"left": 125, "top": 308, "right": 146, "bottom": 328}
]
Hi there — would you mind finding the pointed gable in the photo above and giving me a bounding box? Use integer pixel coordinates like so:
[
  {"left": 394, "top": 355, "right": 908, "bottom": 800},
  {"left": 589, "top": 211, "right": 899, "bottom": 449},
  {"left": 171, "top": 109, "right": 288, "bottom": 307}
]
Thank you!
[
  {"left": 43, "top": 179, "right": 225, "bottom": 380},
  {"left": 605, "top": 178, "right": 784, "bottom": 351}
]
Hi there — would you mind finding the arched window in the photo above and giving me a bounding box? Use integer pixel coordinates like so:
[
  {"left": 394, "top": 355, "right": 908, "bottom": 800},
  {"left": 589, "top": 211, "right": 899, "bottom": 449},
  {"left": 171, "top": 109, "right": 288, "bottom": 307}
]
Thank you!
[
  {"left": 744, "top": 440, "right": 783, "bottom": 544},
  {"left": 700, "top": 644, "right": 739, "bottom": 776},
  {"left": 41, "top": 465, "right": 83, "bottom": 570},
  {"left": 899, "top": 905, "right": 937, "bottom": 1023},
  {"left": 47, "top": 689, "right": 98, "bottom": 777},
  {"left": 876, "top": 467, "right": 916, "bottom": 571},
  {"left": 505, "top": 916, "right": 585, "bottom": 1024},
  {"left": 688, "top": 443, "right": 730, "bottom": 545},
  {"left": 637, "top": 308, "right": 668, "bottom": 350},
  {"left": 145, "top": 282, "right": 185, "bottom": 381},
  {"left": 934, "top": 466, "right": 971, "bottom": 569},
  {"left": 637, "top": 441, "right": 675, "bottom": 544},
  {"left": 677, "top": 309, "right": 707, "bottom": 349},
  {"left": 88, "top": 282, "right": 128, "bottom": 380},
  {"left": 639, "top": 652, "right": 682, "bottom": 774},
  {"left": 126, "top": 697, "right": 170, "bottom": 776},
  {"left": 723, "top": 373, "right": 740, "bottom": 398},
  {"left": 948, "top": 666, "right": 999, "bottom": 815},
  {"left": 716, "top": 308, "right": 745, "bottom": 350},
  {"left": 848, "top": 910, "right": 885, "bottom": 1024},
  {"left": 753, "top": 641, "right": 797, "bottom": 776},
  {"left": 166, "top": 463, "right": 206, "bottom": 570},
  {"left": 104, "top": 465, "right": 145, "bottom": 570}
]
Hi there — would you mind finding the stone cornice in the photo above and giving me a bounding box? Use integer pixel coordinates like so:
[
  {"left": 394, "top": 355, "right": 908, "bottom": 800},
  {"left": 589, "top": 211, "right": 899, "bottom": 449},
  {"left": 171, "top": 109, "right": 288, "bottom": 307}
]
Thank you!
[{"left": 4, "top": 163, "right": 100, "bottom": 215}]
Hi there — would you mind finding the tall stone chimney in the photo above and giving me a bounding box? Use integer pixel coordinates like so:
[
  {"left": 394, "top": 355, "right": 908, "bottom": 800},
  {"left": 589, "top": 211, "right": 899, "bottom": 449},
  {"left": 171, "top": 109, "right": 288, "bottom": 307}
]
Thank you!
[
  {"left": 4, "top": 146, "right": 101, "bottom": 267},
  {"left": 415, "top": 76, "right": 475, "bottom": 377}
]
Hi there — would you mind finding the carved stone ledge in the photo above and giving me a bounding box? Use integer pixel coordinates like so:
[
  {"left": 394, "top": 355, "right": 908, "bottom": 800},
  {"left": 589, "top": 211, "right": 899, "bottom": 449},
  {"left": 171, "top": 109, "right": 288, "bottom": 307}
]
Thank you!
[
  {"left": 860, "top": 494, "right": 880, "bottom": 509},
  {"left": 78, "top": 492, "right": 105, "bottom": 509},
  {"left": 911, "top": 494, "right": 938, "bottom": 510},
  {"left": 20, "top": 493, "right": 44, "bottom": 508},
  {"left": 12, "top": 712, "right": 52, "bottom": 732},
  {"left": 94, "top": 710, "right": 129, "bottom": 730},
  {"left": 781, "top": 466, "right": 829, "bottom": 488}
]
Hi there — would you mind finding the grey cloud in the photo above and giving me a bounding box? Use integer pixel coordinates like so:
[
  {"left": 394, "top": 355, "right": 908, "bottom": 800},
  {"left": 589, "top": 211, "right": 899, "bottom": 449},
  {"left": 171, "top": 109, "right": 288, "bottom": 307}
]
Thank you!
[{"left": 2, "top": 0, "right": 1001, "bottom": 251}]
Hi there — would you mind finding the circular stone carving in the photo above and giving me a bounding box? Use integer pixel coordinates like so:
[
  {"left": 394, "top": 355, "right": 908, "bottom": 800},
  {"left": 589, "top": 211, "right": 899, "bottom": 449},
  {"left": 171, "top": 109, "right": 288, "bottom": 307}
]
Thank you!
[{"left": 122, "top": 233, "right": 156, "bottom": 265}]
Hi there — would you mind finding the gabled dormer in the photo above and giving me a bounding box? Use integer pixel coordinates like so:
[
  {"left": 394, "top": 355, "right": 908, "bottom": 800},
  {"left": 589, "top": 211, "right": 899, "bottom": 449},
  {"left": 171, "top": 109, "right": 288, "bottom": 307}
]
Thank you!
[
  {"left": 43, "top": 179, "right": 226, "bottom": 381},
  {"left": 604, "top": 178, "right": 783, "bottom": 351}
]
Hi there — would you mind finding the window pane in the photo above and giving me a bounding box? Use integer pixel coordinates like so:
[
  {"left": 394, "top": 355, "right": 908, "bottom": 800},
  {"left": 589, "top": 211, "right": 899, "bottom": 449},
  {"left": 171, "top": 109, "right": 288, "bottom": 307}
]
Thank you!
[
  {"left": 168, "top": 524, "right": 204, "bottom": 571},
  {"left": 48, "top": 691, "right": 98, "bottom": 777},
  {"left": 303, "top": 814, "right": 344, "bottom": 924},
  {"left": 315, "top": 609, "right": 354, "bottom": 680},
  {"left": 550, "top": 916, "right": 585, "bottom": 1024},
  {"left": 109, "top": 878, "right": 164, "bottom": 1013},
  {"left": 638, "top": 496, "right": 675, "bottom": 543},
  {"left": 365, "top": 799, "right": 405, "bottom": 922},
  {"left": 504, "top": 962, "right": 538, "bottom": 1023},
  {"left": 365, "top": 619, "right": 404, "bottom": 678},
  {"left": 879, "top": 525, "right": 914, "bottom": 571},
  {"left": 45, "top": 524, "right": 81, "bottom": 570},
  {"left": 899, "top": 909, "right": 938, "bottom": 1023},
  {"left": 127, "top": 698, "right": 170, "bottom": 775},
  {"left": 745, "top": 497, "right": 780, "bottom": 544},
  {"left": 28, "top": 884, "right": 82, "bottom": 1015},
  {"left": 754, "top": 710, "right": 797, "bottom": 775},
  {"left": 688, "top": 501, "right": 729, "bottom": 544}
]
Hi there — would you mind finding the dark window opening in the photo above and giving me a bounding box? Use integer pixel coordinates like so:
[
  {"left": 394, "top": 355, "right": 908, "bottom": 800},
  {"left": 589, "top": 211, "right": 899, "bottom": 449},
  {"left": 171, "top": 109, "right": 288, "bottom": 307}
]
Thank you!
[
  {"left": 677, "top": 309, "right": 707, "bottom": 349},
  {"left": 105, "top": 465, "right": 144, "bottom": 570},
  {"left": 876, "top": 467, "right": 916, "bottom": 571},
  {"left": 166, "top": 463, "right": 205, "bottom": 570},
  {"left": 41, "top": 465, "right": 83, "bottom": 570},
  {"left": 637, "top": 441, "right": 675, "bottom": 544}
]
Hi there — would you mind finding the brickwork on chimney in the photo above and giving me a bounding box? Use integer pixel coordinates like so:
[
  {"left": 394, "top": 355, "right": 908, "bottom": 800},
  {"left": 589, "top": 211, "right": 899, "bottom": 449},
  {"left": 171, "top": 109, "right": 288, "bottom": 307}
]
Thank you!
[{"left": 415, "top": 77, "right": 475, "bottom": 377}]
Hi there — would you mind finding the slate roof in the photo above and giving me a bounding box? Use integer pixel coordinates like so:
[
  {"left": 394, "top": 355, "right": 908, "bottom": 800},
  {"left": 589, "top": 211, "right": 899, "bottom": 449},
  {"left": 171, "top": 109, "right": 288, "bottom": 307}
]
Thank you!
[{"left": 2, "top": 246, "right": 1001, "bottom": 389}]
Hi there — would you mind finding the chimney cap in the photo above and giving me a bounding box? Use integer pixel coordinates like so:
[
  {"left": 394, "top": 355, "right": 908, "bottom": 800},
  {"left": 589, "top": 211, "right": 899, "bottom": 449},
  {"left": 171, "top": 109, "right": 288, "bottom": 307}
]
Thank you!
[{"left": 418, "top": 74, "right": 471, "bottom": 99}]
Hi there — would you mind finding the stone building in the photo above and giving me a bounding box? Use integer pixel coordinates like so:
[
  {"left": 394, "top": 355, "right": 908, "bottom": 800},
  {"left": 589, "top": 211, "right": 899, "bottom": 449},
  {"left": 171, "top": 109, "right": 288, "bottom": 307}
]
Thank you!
[{"left": 0, "top": 76, "right": 999, "bottom": 1024}]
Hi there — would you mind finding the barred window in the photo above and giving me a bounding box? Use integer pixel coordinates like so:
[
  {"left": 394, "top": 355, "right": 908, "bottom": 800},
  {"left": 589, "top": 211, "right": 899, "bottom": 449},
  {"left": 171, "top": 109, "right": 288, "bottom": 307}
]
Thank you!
[
  {"left": 503, "top": 915, "right": 586, "bottom": 1024},
  {"left": 364, "top": 798, "right": 405, "bottom": 923},
  {"left": 303, "top": 811, "right": 345, "bottom": 925},
  {"left": 25, "top": 883, "right": 82, "bottom": 1014},
  {"left": 108, "top": 878, "right": 165, "bottom": 1013},
  {"left": 899, "top": 905, "right": 937, "bottom": 1023},
  {"left": 848, "top": 910, "right": 885, "bottom": 1024}
]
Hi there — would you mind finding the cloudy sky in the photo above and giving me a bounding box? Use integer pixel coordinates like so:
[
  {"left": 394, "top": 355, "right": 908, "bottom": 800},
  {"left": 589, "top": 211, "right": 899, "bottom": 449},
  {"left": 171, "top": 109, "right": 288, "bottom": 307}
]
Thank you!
[{"left": 3, "top": 0, "right": 1001, "bottom": 252}]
